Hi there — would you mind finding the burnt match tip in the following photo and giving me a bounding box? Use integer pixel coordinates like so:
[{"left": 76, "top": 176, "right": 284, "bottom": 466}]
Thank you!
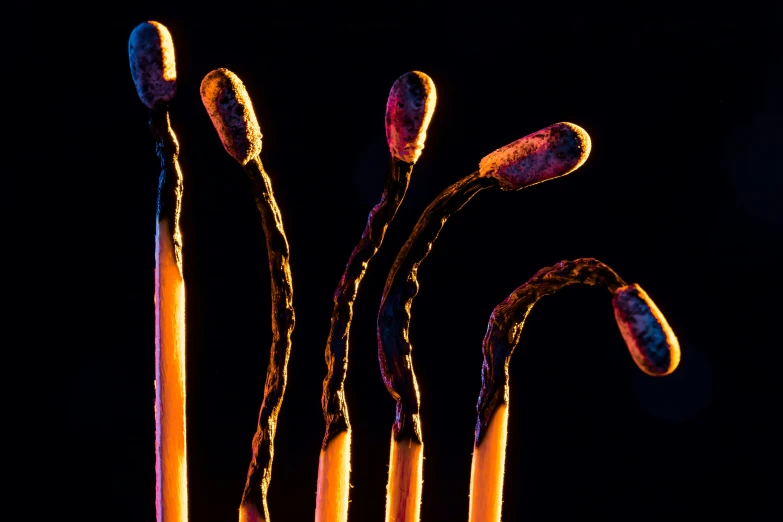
[
  {"left": 479, "top": 122, "right": 591, "bottom": 190},
  {"left": 385, "top": 71, "right": 437, "bottom": 164},
  {"left": 613, "top": 284, "right": 681, "bottom": 376},
  {"left": 200, "top": 68, "right": 263, "bottom": 165},
  {"left": 128, "top": 21, "right": 177, "bottom": 108}
]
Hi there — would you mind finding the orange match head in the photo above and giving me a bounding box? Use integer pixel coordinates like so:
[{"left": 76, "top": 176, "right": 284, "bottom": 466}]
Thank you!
[
  {"left": 385, "top": 71, "right": 437, "bottom": 164},
  {"left": 128, "top": 21, "right": 177, "bottom": 108},
  {"left": 613, "top": 284, "right": 681, "bottom": 376},
  {"left": 479, "top": 122, "right": 591, "bottom": 190},
  {"left": 200, "top": 68, "right": 263, "bottom": 165}
]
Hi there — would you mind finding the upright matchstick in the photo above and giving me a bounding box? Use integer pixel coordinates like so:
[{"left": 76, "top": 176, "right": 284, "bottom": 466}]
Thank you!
[
  {"left": 129, "top": 21, "right": 188, "bottom": 522},
  {"left": 378, "top": 123, "right": 592, "bottom": 522},
  {"left": 317, "top": 72, "right": 436, "bottom": 522},
  {"left": 469, "top": 258, "right": 681, "bottom": 522},
  {"left": 201, "top": 69, "right": 295, "bottom": 522}
]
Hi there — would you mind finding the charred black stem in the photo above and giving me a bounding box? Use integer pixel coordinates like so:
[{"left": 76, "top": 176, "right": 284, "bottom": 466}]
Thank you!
[
  {"left": 150, "top": 105, "right": 183, "bottom": 274},
  {"left": 475, "top": 258, "right": 626, "bottom": 446},
  {"left": 322, "top": 158, "right": 414, "bottom": 448},
  {"left": 378, "top": 171, "right": 498, "bottom": 443},
  {"left": 239, "top": 157, "right": 296, "bottom": 520}
]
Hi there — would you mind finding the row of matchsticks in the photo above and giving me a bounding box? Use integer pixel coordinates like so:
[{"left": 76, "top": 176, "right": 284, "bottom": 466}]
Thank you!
[{"left": 130, "top": 20, "right": 682, "bottom": 522}]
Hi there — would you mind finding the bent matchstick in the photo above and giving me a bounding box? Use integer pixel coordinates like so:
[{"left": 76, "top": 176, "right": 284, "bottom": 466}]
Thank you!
[
  {"left": 201, "top": 69, "right": 295, "bottom": 522},
  {"left": 378, "top": 122, "right": 592, "bottom": 522},
  {"left": 469, "top": 258, "right": 681, "bottom": 522},
  {"left": 317, "top": 71, "right": 436, "bottom": 522},
  {"left": 128, "top": 21, "right": 188, "bottom": 522}
]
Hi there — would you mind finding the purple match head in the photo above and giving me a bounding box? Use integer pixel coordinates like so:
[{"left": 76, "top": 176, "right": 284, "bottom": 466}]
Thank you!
[
  {"left": 128, "top": 21, "right": 177, "bottom": 108},
  {"left": 200, "top": 68, "right": 263, "bottom": 165},
  {"left": 385, "top": 71, "right": 437, "bottom": 164},
  {"left": 613, "top": 284, "right": 681, "bottom": 376},
  {"left": 479, "top": 122, "right": 591, "bottom": 190}
]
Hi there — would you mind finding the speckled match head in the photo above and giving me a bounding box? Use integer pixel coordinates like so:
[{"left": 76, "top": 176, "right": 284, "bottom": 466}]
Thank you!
[
  {"left": 385, "top": 71, "right": 437, "bottom": 164},
  {"left": 613, "top": 284, "right": 681, "bottom": 376},
  {"left": 479, "top": 122, "right": 591, "bottom": 190},
  {"left": 128, "top": 21, "right": 177, "bottom": 108},
  {"left": 200, "top": 68, "right": 263, "bottom": 165}
]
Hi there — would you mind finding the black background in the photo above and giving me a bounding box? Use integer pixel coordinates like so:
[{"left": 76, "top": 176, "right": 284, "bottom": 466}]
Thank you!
[{"left": 38, "top": 2, "right": 781, "bottom": 520}]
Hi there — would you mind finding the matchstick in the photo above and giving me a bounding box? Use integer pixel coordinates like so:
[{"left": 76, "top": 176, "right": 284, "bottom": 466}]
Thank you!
[
  {"left": 469, "top": 258, "right": 681, "bottom": 522},
  {"left": 317, "top": 71, "right": 436, "bottom": 522},
  {"left": 201, "top": 69, "right": 295, "bottom": 522},
  {"left": 377, "top": 122, "right": 592, "bottom": 522},
  {"left": 128, "top": 21, "right": 188, "bottom": 522}
]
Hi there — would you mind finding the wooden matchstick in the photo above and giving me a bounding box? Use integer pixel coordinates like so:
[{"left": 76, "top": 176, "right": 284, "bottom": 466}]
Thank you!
[
  {"left": 128, "top": 21, "right": 188, "bottom": 522},
  {"left": 469, "top": 258, "right": 681, "bottom": 522},
  {"left": 377, "top": 122, "right": 592, "bottom": 522},
  {"left": 317, "top": 71, "right": 436, "bottom": 522},
  {"left": 200, "top": 68, "right": 295, "bottom": 522}
]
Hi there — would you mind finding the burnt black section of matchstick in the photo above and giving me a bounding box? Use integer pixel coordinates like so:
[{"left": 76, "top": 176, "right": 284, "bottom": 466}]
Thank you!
[
  {"left": 378, "top": 171, "right": 498, "bottom": 443},
  {"left": 322, "top": 158, "right": 415, "bottom": 447},
  {"left": 475, "top": 258, "right": 626, "bottom": 446},
  {"left": 239, "top": 157, "right": 296, "bottom": 514},
  {"left": 149, "top": 105, "right": 183, "bottom": 273}
]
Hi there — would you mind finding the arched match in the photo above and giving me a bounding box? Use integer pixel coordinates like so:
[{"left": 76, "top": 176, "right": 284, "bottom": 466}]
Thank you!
[
  {"left": 469, "top": 258, "right": 681, "bottom": 522},
  {"left": 128, "top": 20, "right": 188, "bottom": 522},
  {"left": 201, "top": 68, "right": 296, "bottom": 522},
  {"left": 377, "top": 122, "right": 592, "bottom": 522},
  {"left": 317, "top": 71, "right": 436, "bottom": 522}
]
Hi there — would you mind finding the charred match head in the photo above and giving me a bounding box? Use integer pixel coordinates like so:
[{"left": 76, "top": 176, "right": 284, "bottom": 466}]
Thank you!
[
  {"left": 385, "top": 71, "right": 437, "bottom": 164},
  {"left": 200, "top": 68, "right": 263, "bottom": 165},
  {"left": 479, "top": 122, "right": 591, "bottom": 190},
  {"left": 613, "top": 284, "right": 681, "bottom": 376},
  {"left": 128, "top": 21, "right": 177, "bottom": 108}
]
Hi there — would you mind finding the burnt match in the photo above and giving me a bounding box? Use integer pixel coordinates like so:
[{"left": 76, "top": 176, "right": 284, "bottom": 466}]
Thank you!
[
  {"left": 377, "top": 122, "right": 592, "bottom": 522},
  {"left": 128, "top": 20, "right": 188, "bottom": 522},
  {"left": 317, "top": 71, "right": 436, "bottom": 522},
  {"left": 201, "top": 68, "right": 295, "bottom": 522},
  {"left": 469, "top": 258, "right": 681, "bottom": 522}
]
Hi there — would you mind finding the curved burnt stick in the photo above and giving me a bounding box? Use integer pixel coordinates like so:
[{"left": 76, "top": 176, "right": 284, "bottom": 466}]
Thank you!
[
  {"left": 321, "top": 159, "right": 414, "bottom": 444},
  {"left": 239, "top": 157, "right": 295, "bottom": 522},
  {"left": 200, "top": 68, "right": 294, "bottom": 522},
  {"left": 378, "top": 171, "right": 498, "bottom": 442},
  {"left": 470, "top": 259, "right": 680, "bottom": 522},
  {"left": 475, "top": 258, "right": 626, "bottom": 446}
]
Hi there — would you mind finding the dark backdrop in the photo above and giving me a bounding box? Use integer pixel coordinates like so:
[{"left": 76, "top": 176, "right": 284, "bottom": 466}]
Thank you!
[{"left": 42, "top": 2, "right": 780, "bottom": 520}]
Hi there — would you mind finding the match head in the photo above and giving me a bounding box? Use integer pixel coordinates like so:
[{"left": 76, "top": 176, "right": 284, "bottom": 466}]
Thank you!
[
  {"left": 479, "top": 122, "right": 591, "bottom": 190},
  {"left": 128, "top": 21, "right": 177, "bottom": 108},
  {"left": 613, "top": 284, "right": 681, "bottom": 376},
  {"left": 385, "top": 71, "right": 437, "bottom": 164},
  {"left": 200, "top": 68, "right": 263, "bottom": 165}
]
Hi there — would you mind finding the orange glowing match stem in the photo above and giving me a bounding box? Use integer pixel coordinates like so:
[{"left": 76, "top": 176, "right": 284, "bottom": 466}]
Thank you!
[
  {"left": 155, "top": 216, "right": 187, "bottom": 522},
  {"left": 468, "top": 404, "right": 509, "bottom": 522},
  {"left": 385, "top": 437, "right": 423, "bottom": 522},
  {"left": 315, "top": 430, "right": 352, "bottom": 522}
]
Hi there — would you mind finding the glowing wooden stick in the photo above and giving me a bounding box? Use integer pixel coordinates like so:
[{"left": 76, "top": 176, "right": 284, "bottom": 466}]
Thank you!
[
  {"left": 129, "top": 21, "right": 187, "bottom": 522},
  {"left": 378, "top": 123, "right": 592, "bottom": 522},
  {"left": 201, "top": 69, "right": 295, "bottom": 522},
  {"left": 317, "top": 71, "right": 436, "bottom": 522},
  {"left": 469, "top": 258, "right": 681, "bottom": 522}
]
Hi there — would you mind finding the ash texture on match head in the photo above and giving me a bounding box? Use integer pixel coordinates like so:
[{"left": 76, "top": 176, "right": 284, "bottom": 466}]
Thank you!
[
  {"left": 385, "top": 71, "right": 437, "bottom": 164},
  {"left": 479, "top": 122, "right": 591, "bottom": 190},
  {"left": 128, "top": 21, "right": 177, "bottom": 108},
  {"left": 200, "top": 68, "right": 263, "bottom": 165},
  {"left": 613, "top": 284, "right": 681, "bottom": 376}
]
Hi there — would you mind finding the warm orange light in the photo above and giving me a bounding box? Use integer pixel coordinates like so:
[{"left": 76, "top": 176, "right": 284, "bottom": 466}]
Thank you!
[
  {"left": 315, "top": 430, "right": 352, "bottom": 522},
  {"left": 469, "top": 404, "right": 509, "bottom": 522},
  {"left": 385, "top": 435, "right": 423, "bottom": 522},
  {"left": 156, "top": 217, "right": 187, "bottom": 522}
]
